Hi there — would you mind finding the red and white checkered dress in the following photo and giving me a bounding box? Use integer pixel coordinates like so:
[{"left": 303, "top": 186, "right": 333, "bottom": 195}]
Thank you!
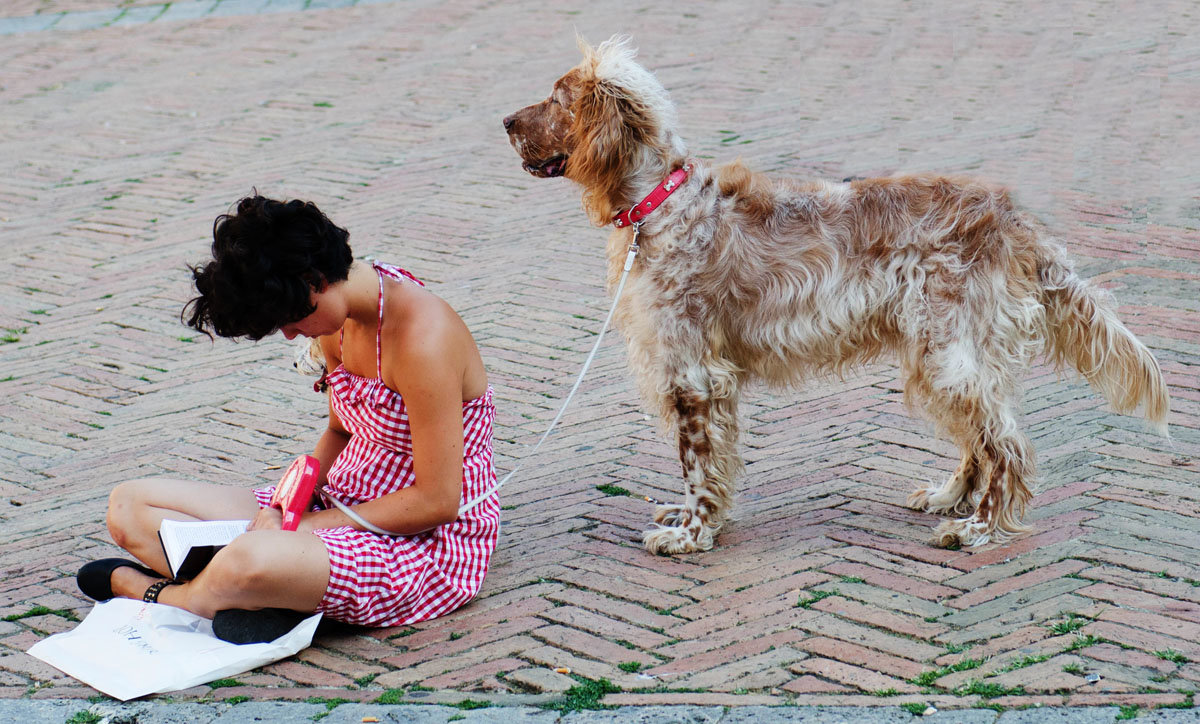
[{"left": 256, "top": 262, "right": 499, "bottom": 627}]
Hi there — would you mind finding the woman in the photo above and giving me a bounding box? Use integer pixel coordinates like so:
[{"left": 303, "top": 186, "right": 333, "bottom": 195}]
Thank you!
[{"left": 76, "top": 195, "right": 499, "bottom": 642}]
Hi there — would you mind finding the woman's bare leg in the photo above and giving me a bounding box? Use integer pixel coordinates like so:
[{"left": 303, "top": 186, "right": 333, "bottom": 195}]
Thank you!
[
  {"left": 104, "top": 477, "right": 329, "bottom": 618},
  {"left": 106, "top": 478, "right": 263, "bottom": 575},
  {"left": 109, "top": 530, "right": 330, "bottom": 618}
]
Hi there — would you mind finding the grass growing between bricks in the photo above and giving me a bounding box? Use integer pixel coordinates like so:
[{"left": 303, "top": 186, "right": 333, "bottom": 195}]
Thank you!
[
  {"left": 1161, "top": 693, "right": 1195, "bottom": 709},
  {"left": 306, "top": 697, "right": 350, "bottom": 721},
  {"left": 2, "top": 605, "right": 79, "bottom": 622},
  {"left": 994, "top": 653, "right": 1051, "bottom": 674},
  {"left": 1048, "top": 613, "right": 1090, "bottom": 634},
  {"left": 1155, "top": 650, "right": 1188, "bottom": 664},
  {"left": 374, "top": 690, "right": 407, "bottom": 704},
  {"left": 796, "top": 589, "right": 839, "bottom": 609},
  {"left": 910, "top": 658, "right": 984, "bottom": 688},
  {"left": 542, "top": 676, "right": 620, "bottom": 713},
  {"left": 452, "top": 700, "right": 492, "bottom": 710},
  {"left": 373, "top": 685, "right": 435, "bottom": 705},
  {"left": 1063, "top": 634, "right": 1104, "bottom": 653},
  {"left": 956, "top": 680, "right": 1026, "bottom": 698}
]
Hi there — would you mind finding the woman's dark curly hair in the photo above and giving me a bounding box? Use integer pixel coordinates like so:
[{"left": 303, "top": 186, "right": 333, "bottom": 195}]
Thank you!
[{"left": 183, "top": 195, "right": 353, "bottom": 340}]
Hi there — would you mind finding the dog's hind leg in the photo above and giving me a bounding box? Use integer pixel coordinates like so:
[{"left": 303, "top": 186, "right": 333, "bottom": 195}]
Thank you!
[
  {"left": 907, "top": 449, "right": 979, "bottom": 517},
  {"left": 902, "top": 321, "right": 1036, "bottom": 547},
  {"left": 643, "top": 359, "right": 743, "bottom": 555},
  {"left": 924, "top": 385, "right": 1035, "bottom": 548},
  {"left": 933, "top": 417, "right": 1035, "bottom": 548}
]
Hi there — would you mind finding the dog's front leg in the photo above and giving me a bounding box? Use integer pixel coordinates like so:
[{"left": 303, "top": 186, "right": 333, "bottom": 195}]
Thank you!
[{"left": 643, "top": 365, "right": 742, "bottom": 555}]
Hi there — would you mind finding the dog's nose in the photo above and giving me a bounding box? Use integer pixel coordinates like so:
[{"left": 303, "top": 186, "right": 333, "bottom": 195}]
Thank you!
[{"left": 502, "top": 114, "right": 516, "bottom": 131}]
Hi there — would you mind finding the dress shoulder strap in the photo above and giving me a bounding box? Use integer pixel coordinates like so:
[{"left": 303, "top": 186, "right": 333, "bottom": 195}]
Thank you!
[
  {"left": 373, "top": 262, "right": 385, "bottom": 380},
  {"left": 370, "top": 261, "right": 425, "bottom": 380}
]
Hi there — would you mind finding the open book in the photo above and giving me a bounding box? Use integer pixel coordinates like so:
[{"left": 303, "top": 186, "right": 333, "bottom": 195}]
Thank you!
[
  {"left": 157, "top": 518, "right": 249, "bottom": 580},
  {"left": 156, "top": 456, "right": 321, "bottom": 580}
]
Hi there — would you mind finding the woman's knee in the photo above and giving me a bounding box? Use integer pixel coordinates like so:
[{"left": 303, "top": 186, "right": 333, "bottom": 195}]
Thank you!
[
  {"left": 201, "top": 534, "right": 328, "bottom": 608},
  {"left": 106, "top": 479, "right": 154, "bottom": 547},
  {"left": 203, "top": 535, "right": 288, "bottom": 596},
  {"left": 199, "top": 542, "right": 261, "bottom": 599}
]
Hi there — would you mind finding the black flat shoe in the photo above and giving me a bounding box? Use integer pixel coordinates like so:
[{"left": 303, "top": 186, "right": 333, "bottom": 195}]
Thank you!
[
  {"left": 212, "top": 608, "right": 310, "bottom": 644},
  {"left": 76, "top": 558, "right": 161, "bottom": 601}
]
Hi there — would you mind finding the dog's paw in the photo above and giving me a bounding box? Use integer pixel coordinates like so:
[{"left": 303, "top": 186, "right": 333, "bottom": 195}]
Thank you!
[
  {"left": 906, "top": 487, "right": 933, "bottom": 512},
  {"left": 932, "top": 517, "right": 991, "bottom": 548},
  {"left": 642, "top": 520, "right": 716, "bottom": 555},
  {"left": 908, "top": 487, "right": 974, "bottom": 517},
  {"left": 653, "top": 504, "right": 692, "bottom": 528}
]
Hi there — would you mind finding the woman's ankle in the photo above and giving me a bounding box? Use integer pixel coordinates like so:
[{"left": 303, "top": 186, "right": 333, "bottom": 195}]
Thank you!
[{"left": 110, "top": 565, "right": 158, "bottom": 600}]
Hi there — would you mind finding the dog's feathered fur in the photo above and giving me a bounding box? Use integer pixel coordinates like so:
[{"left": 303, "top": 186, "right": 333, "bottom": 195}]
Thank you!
[{"left": 504, "top": 36, "right": 1169, "bottom": 554}]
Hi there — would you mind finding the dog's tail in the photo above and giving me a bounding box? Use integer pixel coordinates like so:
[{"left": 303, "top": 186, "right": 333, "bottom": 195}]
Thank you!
[{"left": 1039, "top": 249, "right": 1169, "bottom": 434}]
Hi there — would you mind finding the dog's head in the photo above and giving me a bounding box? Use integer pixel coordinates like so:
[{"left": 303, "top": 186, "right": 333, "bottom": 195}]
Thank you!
[
  {"left": 293, "top": 336, "right": 326, "bottom": 377},
  {"left": 503, "top": 35, "right": 686, "bottom": 224}
]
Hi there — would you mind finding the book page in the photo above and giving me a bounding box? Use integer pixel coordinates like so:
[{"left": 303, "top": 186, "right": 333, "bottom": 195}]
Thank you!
[{"left": 158, "top": 519, "right": 250, "bottom": 577}]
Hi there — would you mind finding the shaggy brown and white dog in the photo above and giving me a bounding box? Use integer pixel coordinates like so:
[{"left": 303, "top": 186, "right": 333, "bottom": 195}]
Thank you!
[{"left": 503, "top": 37, "right": 1169, "bottom": 554}]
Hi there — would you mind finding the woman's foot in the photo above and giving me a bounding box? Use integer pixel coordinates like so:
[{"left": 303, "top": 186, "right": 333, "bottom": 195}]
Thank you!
[
  {"left": 212, "top": 608, "right": 311, "bottom": 644},
  {"left": 110, "top": 564, "right": 162, "bottom": 600},
  {"left": 76, "top": 558, "right": 161, "bottom": 601}
]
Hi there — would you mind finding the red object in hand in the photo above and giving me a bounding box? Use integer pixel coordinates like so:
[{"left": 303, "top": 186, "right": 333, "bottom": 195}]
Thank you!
[{"left": 270, "top": 455, "right": 320, "bottom": 531}]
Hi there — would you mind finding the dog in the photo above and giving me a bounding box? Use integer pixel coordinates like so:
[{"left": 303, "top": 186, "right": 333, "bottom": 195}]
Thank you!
[
  {"left": 293, "top": 337, "right": 327, "bottom": 392},
  {"left": 503, "top": 36, "right": 1169, "bottom": 554}
]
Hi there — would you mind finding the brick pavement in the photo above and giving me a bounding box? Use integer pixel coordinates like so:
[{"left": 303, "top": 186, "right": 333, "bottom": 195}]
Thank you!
[{"left": 0, "top": 0, "right": 1198, "bottom": 717}]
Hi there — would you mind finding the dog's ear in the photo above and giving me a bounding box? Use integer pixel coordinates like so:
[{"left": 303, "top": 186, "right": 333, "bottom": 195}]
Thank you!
[{"left": 567, "top": 76, "right": 654, "bottom": 226}]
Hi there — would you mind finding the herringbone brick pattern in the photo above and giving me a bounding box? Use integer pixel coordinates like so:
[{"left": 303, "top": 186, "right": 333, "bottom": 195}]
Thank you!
[{"left": 1, "top": 0, "right": 1197, "bottom": 714}]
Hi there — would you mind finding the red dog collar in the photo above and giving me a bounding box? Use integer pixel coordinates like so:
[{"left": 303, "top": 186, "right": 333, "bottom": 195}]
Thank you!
[{"left": 613, "top": 164, "right": 692, "bottom": 228}]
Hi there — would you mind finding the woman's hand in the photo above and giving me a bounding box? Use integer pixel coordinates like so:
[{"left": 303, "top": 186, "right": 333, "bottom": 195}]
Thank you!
[
  {"left": 248, "top": 506, "right": 284, "bottom": 531},
  {"left": 249, "top": 505, "right": 323, "bottom": 533}
]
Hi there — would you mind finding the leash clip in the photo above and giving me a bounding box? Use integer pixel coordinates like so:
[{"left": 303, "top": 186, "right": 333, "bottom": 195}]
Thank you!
[{"left": 623, "top": 222, "right": 642, "bottom": 272}]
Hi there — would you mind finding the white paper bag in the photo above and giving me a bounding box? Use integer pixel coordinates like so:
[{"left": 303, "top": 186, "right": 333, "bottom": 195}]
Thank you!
[{"left": 27, "top": 599, "right": 321, "bottom": 701}]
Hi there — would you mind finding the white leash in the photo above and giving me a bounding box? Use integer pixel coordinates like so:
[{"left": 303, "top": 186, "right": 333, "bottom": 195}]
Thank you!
[
  {"left": 324, "top": 227, "right": 643, "bottom": 536},
  {"left": 457, "top": 226, "right": 644, "bottom": 516}
]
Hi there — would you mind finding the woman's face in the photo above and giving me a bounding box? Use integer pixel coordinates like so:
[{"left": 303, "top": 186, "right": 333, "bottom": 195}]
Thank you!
[{"left": 279, "top": 284, "right": 346, "bottom": 340}]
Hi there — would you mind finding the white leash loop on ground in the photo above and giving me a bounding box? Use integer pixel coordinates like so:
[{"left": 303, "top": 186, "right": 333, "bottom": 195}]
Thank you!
[{"left": 457, "top": 227, "right": 643, "bottom": 516}]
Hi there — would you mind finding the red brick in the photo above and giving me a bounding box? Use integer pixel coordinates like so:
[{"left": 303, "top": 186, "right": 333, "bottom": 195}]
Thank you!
[
  {"left": 781, "top": 674, "right": 852, "bottom": 694},
  {"left": 947, "top": 559, "right": 1090, "bottom": 609},
  {"left": 530, "top": 624, "right": 659, "bottom": 667},
  {"left": 1077, "top": 582, "right": 1200, "bottom": 625},
  {"left": 809, "top": 595, "right": 946, "bottom": 639},
  {"left": 820, "top": 561, "right": 960, "bottom": 601},
  {"left": 797, "top": 636, "right": 928, "bottom": 680},
  {"left": 421, "top": 657, "right": 526, "bottom": 689},
  {"left": 790, "top": 657, "right": 920, "bottom": 694},
  {"left": 260, "top": 660, "right": 354, "bottom": 688},
  {"left": 647, "top": 628, "right": 804, "bottom": 676},
  {"left": 604, "top": 692, "right": 784, "bottom": 706},
  {"left": 1081, "top": 620, "right": 1200, "bottom": 660}
]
